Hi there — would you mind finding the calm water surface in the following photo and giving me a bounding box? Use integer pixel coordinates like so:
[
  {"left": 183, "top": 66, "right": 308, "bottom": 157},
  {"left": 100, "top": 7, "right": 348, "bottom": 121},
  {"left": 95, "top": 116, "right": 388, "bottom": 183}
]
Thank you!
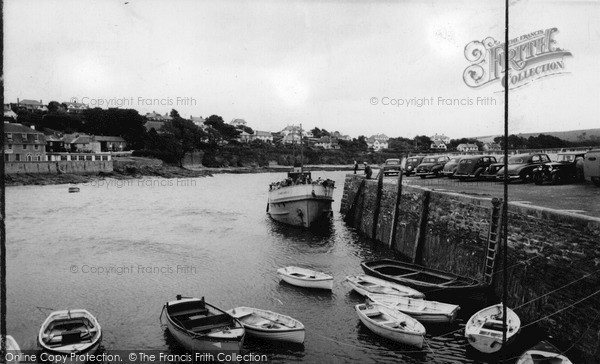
[{"left": 6, "top": 171, "right": 537, "bottom": 363}]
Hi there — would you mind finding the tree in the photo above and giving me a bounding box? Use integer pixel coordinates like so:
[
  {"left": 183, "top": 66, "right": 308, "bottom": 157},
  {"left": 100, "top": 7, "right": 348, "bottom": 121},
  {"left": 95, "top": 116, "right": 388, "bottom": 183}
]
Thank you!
[
  {"left": 170, "top": 109, "right": 181, "bottom": 119},
  {"left": 414, "top": 135, "right": 432, "bottom": 151},
  {"left": 47, "top": 101, "right": 62, "bottom": 113},
  {"left": 161, "top": 117, "right": 208, "bottom": 166},
  {"left": 204, "top": 114, "right": 241, "bottom": 143}
]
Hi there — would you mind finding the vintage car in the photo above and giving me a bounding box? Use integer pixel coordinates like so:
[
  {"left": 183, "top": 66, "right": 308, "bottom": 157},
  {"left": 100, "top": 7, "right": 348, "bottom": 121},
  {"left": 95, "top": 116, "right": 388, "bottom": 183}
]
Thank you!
[
  {"left": 481, "top": 156, "right": 504, "bottom": 180},
  {"left": 415, "top": 155, "right": 450, "bottom": 179},
  {"left": 495, "top": 153, "right": 551, "bottom": 183},
  {"left": 583, "top": 149, "right": 600, "bottom": 186},
  {"left": 442, "top": 156, "right": 462, "bottom": 178},
  {"left": 454, "top": 155, "right": 498, "bottom": 180},
  {"left": 382, "top": 158, "right": 402, "bottom": 176},
  {"left": 404, "top": 156, "right": 425, "bottom": 176},
  {"left": 532, "top": 151, "right": 585, "bottom": 185}
]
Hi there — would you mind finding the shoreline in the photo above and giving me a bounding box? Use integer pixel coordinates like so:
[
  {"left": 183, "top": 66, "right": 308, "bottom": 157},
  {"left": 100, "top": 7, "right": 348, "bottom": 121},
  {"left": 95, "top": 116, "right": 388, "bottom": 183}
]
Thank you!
[{"left": 4, "top": 163, "right": 358, "bottom": 187}]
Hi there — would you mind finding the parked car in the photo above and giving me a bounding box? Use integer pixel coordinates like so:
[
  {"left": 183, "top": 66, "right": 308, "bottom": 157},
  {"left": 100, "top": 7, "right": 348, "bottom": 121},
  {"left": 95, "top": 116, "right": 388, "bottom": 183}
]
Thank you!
[
  {"left": 481, "top": 156, "right": 504, "bottom": 180},
  {"left": 415, "top": 156, "right": 450, "bottom": 179},
  {"left": 454, "top": 155, "right": 498, "bottom": 181},
  {"left": 404, "top": 156, "right": 425, "bottom": 176},
  {"left": 442, "top": 157, "right": 462, "bottom": 178},
  {"left": 495, "top": 153, "right": 551, "bottom": 183},
  {"left": 583, "top": 149, "right": 600, "bottom": 186},
  {"left": 382, "top": 158, "right": 402, "bottom": 176},
  {"left": 532, "top": 152, "right": 585, "bottom": 185}
]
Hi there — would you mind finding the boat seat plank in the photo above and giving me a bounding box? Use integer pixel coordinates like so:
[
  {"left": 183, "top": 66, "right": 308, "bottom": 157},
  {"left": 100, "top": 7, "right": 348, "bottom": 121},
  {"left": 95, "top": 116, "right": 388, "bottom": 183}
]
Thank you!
[
  {"left": 182, "top": 314, "right": 231, "bottom": 330},
  {"left": 172, "top": 308, "right": 209, "bottom": 319}
]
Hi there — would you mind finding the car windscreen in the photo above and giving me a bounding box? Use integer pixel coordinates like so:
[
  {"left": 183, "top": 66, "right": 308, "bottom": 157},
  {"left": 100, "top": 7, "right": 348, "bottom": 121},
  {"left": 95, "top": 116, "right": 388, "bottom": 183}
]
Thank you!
[
  {"left": 423, "top": 157, "right": 436, "bottom": 163},
  {"left": 386, "top": 160, "right": 400, "bottom": 165},
  {"left": 460, "top": 159, "right": 473, "bottom": 164},
  {"left": 407, "top": 158, "right": 419, "bottom": 163},
  {"left": 556, "top": 154, "right": 575, "bottom": 162}
]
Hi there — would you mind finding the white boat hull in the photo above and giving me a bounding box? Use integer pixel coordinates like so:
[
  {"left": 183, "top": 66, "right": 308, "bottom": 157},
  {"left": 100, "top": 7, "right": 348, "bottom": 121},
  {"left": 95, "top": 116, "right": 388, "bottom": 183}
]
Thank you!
[
  {"left": 356, "top": 304, "right": 425, "bottom": 349},
  {"left": 345, "top": 275, "right": 425, "bottom": 298},
  {"left": 268, "top": 184, "right": 334, "bottom": 228},
  {"left": 277, "top": 267, "right": 333, "bottom": 290},
  {"left": 465, "top": 303, "right": 521, "bottom": 353},
  {"left": 367, "top": 294, "right": 460, "bottom": 324},
  {"left": 227, "top": 307, "right": 305, "bottom": 344},
  {"left": 166, "top": 318, "right": 245, "bottom": 352},
  {"left": 165, "top": 298, "right": 245, "bottom": 353}
]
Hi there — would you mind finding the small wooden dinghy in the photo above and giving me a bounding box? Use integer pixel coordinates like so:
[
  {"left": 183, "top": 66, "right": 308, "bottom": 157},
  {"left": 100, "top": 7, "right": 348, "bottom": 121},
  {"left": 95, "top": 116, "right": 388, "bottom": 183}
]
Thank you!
[
  {"left": 361, "top": 259, "right": 487, "bottom": 296},
  {"left": 68, "top": 187, "right": 80, "bottom": 193},
  {"left": 367, "top": 293, "right": 460, "bottom": 324},
  {"left": 163, "top": 296, "right": 245, "bottom": 353},
  {"left": 345, "top": 274, "right": 425, "bottom": 298},
  {"left": 227, "top": 307, "right": 305, "bottom": 344},
  {"left": 355, "top": 303, "right": 426, "bottom": 348},
  {"left": 516, "top": 340, "right": 573, "bottom": 364},
  {"left": 2, "top": 335, "right": 21, "bottom": 363},
  {"left": 38, "top": 309, "right": 102, "bottom": 355},
  {"left": 465, "top": 303, "right": 521, "bottom": 353},
  {"left": 277, "top": 266, "right": 333, "bottom": 290}
]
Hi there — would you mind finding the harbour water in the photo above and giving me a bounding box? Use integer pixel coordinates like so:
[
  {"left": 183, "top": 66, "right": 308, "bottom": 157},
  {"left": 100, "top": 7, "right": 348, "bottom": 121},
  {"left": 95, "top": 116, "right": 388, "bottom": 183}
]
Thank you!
[{"left": 5, "top": 171, "right": 549, "bottom": 363}]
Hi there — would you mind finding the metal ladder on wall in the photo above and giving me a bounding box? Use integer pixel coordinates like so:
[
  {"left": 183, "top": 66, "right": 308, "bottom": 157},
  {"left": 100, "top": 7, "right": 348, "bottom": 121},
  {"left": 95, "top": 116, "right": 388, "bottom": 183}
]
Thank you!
[{"left": 484, "top": 199, "right": 503, "bottom": 285}]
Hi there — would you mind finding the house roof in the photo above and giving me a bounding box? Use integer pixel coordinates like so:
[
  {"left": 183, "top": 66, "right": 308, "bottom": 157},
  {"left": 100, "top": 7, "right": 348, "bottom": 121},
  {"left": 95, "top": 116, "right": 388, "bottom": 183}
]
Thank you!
[
  {"left": 94, "top": 136, "right": 126, "bottom": 142},
  {"left": 4, "top": 123, "right": 44, "bottom": 134},
  {"left": 71, "top": 135, "right": 93, "bottom": 144},
  {"left": 458, "top": 143, "right": 478, "bottom": 148},
  {"left": 254, "top": 130, "right": 272, "bottom": 137},
  {"left": 230, "top": 118, "right": 247, "bottom": 125},
  {"left": 64, "top": 102, "right": 88, "bottom": 108}
]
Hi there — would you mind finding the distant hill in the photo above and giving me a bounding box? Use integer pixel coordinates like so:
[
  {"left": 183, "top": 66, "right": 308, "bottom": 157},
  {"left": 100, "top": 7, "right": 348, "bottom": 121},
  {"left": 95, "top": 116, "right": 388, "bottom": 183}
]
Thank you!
[{"left": 475, "top": 128, "right": 600, "bottom": 143}]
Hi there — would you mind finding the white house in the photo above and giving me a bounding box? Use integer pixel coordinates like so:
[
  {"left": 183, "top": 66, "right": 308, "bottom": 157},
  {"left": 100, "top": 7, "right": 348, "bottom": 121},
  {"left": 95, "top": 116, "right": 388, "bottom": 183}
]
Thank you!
[
  {"left": 366, "top": 134, "right": 389, "bottom": 151},
  {"left": 430, "top": 140, "right": 447, "bottom": 150},
  {"left": 251, "top": 130, "right": 273, "bottom": 143},
  {"left": 314, "top": 136, "right": 340, "bottom": 149},
  {"left": 230, "top": 118, "right": 247, "bottom": 127},
  {"left": 430, "top": 133, "right": 451, "bottom": 144},
  {"left": 483, "top": 142, "right": 502, "bottom": 151},
  {"left": 457, "top": 143, "right": 479, "bottom": 152}
]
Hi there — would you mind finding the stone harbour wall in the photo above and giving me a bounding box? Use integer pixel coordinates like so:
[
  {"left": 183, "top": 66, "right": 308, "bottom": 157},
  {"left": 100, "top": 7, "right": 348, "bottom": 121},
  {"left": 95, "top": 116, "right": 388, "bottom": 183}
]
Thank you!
[
  {"left": 341, "top": 173, "right": 600, "bottom": 358},
  {"left": 5, "top": 161, "right": 114, "bottom": 174}
]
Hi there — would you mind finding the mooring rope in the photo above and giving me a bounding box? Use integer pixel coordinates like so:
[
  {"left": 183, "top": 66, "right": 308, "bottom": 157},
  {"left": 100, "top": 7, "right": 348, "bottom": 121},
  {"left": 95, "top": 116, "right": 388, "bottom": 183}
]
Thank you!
[
  {"left": 520, "top": 287, "right": 600, "bottom": 329},
  {"left": 513, "top": 271, "right": 595, "bottom": 310}
]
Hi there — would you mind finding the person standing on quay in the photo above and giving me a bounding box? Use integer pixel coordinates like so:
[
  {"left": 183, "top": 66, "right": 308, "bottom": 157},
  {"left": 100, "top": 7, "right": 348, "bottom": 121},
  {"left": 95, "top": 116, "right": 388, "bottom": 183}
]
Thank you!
[
  {"left": 364, "top": 162, "right": 373, "bottom": 179},
  {"left": 353, "top": 160, "right": 358, "bottom": 174}
]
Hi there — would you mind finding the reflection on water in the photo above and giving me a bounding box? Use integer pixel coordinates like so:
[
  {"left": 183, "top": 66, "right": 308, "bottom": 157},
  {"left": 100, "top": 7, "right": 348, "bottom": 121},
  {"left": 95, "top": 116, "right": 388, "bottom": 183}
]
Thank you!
[{"left": 5, "top": 171, "right": 571, "bottom": 363}]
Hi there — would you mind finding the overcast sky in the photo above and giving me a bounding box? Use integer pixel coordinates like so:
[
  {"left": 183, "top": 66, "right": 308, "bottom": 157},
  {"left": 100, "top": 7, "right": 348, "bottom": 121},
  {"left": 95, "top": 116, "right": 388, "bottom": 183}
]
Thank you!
[{"left": 4, "top": 0, "right": 599, "bottom": 139}]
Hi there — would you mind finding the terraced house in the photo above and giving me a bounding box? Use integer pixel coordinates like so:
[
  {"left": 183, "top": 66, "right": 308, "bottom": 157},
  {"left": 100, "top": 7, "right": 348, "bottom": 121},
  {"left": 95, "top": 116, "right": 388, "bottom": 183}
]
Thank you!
[{"left": 3, "top": 122, "right": 47, "bottom": 162}]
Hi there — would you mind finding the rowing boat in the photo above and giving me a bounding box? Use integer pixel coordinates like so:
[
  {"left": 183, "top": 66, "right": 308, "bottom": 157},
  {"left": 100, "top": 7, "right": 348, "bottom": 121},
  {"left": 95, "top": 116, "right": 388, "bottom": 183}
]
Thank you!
[
  {"left": 465, "top": 303, "right": 520, "bottom": 353},
  {"left": 227, "top": 307, "right": 305, "bottom": 344},
  {"left": 344, "top": 274, "right": 424, "bottom": 298},
  {"left": 367, "top": 293, "right": 460, "bottom": 323},
  {"left": 277, "top": 266, "right": 333, "bottom": 290},
  {"left": 516, "top": 340, "right": 573, "bottom": 364},
  {"left": 355, "top": 303, "right": 425, "bottom": 348},
  {"left": 38, "top": 309, "right": 102, "bottom": 359},
  {"left": 361, "top": 259, "right": 487, "bottom": 296},
  {"left": 163, "top": 296, "right": 245, "bottom": 353}
]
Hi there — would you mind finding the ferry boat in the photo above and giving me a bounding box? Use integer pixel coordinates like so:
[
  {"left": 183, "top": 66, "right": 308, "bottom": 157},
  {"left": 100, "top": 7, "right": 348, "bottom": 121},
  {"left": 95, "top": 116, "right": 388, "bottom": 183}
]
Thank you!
[{"left": 267, "top": 124, "right": 335, "bottom": 228}]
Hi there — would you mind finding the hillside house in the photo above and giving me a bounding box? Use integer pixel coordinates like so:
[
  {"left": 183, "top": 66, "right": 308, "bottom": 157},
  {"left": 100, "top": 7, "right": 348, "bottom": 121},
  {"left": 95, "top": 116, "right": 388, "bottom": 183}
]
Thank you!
[{"left": 3, "top": 123, "right": 47, "bottom": 162}]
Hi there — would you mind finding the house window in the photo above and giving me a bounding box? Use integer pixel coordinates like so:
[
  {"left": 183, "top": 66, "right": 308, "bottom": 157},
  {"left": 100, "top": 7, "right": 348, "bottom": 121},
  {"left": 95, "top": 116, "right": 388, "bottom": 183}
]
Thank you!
[
  {"left": 34, "top": 135, "right": 39, "bottom": 142},
  {"left": 15, "top": 154, "right": 20, "bottom": 161},
  {"left": 34, "top": 144, "right": 39, "bottom": 150},
  {"left": 61, "top": 155, "right": 68, "bottom": 161},
  {"left": 86, "top": 155, "right": 93, "bottom": 161},
  {"left": 7, "top": 144, "right": 12, "bottom": 150},
  {"left": 6, "top": 133, "right": 12, "bottom": 141},
  {"left": 22, "top": 133, "right": 27, "bottom": 141},
  {"left": 37, "top": 155, "right": 41, "bottom": 161},
  {"left": 26, "top": 154, "right": 32, "bottom": 162},
  {"left": 23, "top": 144, "right": 27, "bottom": 150}
]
